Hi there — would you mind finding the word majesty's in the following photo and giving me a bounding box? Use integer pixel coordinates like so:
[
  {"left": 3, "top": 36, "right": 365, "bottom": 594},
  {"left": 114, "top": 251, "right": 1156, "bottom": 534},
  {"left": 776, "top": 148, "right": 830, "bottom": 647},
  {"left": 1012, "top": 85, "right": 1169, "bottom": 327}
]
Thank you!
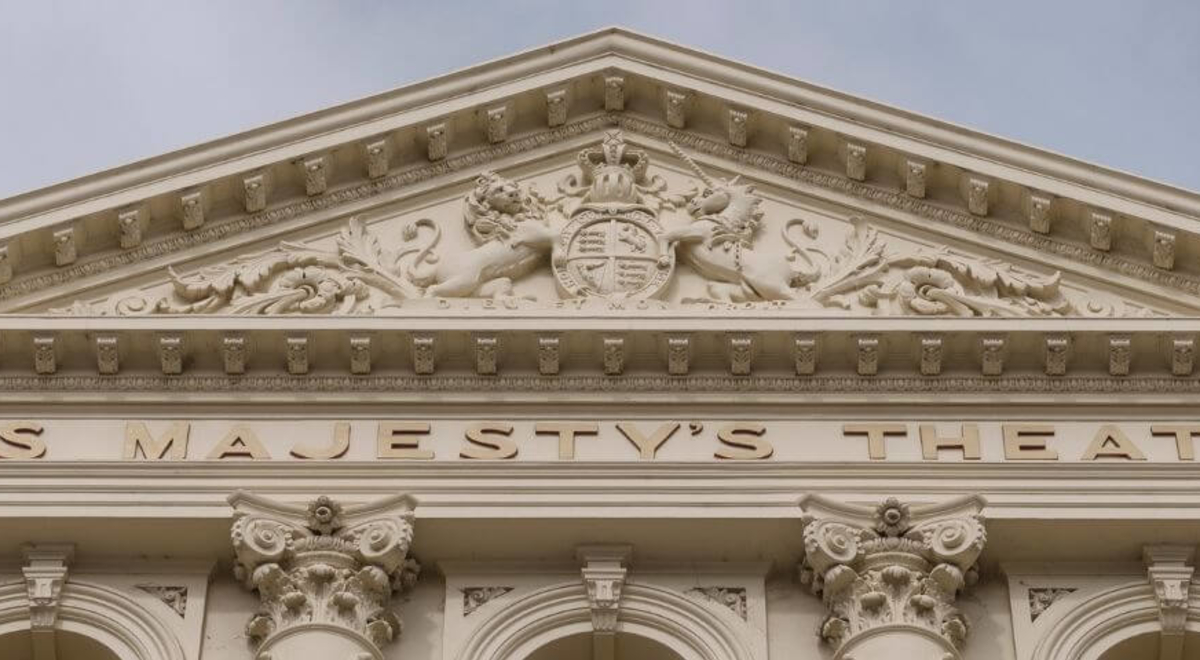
[{"left": 1, "top": 420, "right": 1199, "bottom": 463}]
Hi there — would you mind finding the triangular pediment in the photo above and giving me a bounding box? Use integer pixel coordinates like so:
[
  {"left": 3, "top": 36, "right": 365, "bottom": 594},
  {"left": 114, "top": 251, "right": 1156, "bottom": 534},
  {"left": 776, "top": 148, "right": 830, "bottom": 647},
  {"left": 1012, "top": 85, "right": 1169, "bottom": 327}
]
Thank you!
[
  {"left": 1, "top": 28, "right": 1198, "bottom": 320},
  {"left": 26, "top": 130, "right": 1192, "bottom": 319}
]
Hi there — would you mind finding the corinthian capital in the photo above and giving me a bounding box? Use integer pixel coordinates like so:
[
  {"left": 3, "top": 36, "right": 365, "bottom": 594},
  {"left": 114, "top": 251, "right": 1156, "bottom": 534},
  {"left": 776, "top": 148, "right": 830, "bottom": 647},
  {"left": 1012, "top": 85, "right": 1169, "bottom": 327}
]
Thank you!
[
  {"left": 229, "top": 492, "right": 419, "bottom": 660},
  {"left": 797, "top": 495, "right": 987, "bottom": 660}
]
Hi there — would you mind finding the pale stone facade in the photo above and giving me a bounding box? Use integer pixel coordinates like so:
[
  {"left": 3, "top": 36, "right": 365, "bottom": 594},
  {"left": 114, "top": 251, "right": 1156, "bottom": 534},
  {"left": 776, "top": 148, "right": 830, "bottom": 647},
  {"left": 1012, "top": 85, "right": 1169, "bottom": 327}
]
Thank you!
[{"left": 0, "top": 28, "right": 1198, "bottom": 660}]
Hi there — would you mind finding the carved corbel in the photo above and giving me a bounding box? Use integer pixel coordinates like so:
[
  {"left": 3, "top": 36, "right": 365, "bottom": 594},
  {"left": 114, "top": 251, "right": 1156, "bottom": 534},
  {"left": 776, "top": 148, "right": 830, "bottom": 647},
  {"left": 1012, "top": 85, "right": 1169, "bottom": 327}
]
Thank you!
[
  {"left": 363, "top": 139, "right": 391, "bottom": 179},
  {"left": 0, "top": 242, "right": 12, "bottom": 283},
  {"left": 95, "top": 334, "right": 119, "bottom": 375},
  {"left": 1143, "top": 545, "right": 1194, "bottom": 660},
  {"left": 787, "top": 125, "right": 809, "bottom": 164},
  {"left": 577, "top": 545, "right": 631, "bottom": 634},
  {"left": 484, "top": 105, "right": 510, "bottom": 144},
  {"left": 300, "top": 155, "right": 331, "bottom": 196},
  {"left": 798, "top": 495, "right": 986, "bottom": 658},
  {"left": 1044, "top": 334, "right": 1070, "bottom": 376},
  {"left": 901, "top": 157, "right": 928, "bottom": 198},
  {"left": 664, "top": 89, "right": 689, "bottom": 128},
  {"left": 1171, "top": 336, "right": 1195, "bottom": 376},
  {"left": 728, "top": 333, "right": 754, "bottom": 375},
  {"left": 425, "top": 122, "right": 449, "bottom": 161},
  {"left": 179, "top": 189, "right": 208, "bottom": 230},
  {"left": 794, "top": 333, "right": 817, "bottom": 375},
  {"left": 919, "top": 335, "right": 943, "bottom": 376},
  {"left": 117, "top": 206, "right": 145, "bottom": 249},
  {"left": 159, "top": 335, "right": 184, "bottom": 375},
  {"left": 412, "top": 334, "right": 436, "bottom": 375},
  {"left": 604, "top": 75, "right": 625, "bottom": 111},
  {"left": 546, "top": 88, "right": 569, "bottom": 127},
  {"left": 603, "top": 336, "right": 625, "bottom": 376},
  {"left": 229, "top": 492, "right": 419, "bottom": 660},
  {"left": 980, "top": 335, "right": 1006, "bottom": 376},
  {"left": 856, "top": 335, "right": 879, "bottom": 376},
  {"left": 33, "top": 335, "right": 56, "bottom": 375},
  {"left": 1153, "top": 229, "right": 1176, "bottom": 270},
  {"left": 843, "top": 141, "right": 867, "bottom": 181},
  {"left": 23, "top": 544, "right": 74, "bottom": 637},
  {"left": 349, "top": 336, "right": 372, "bottom": 375},
  {"left": 286, "top": 336, "right": 309, "bottom": 375},
  {"left": 537, "top": 334, "right": 560, "bottom": 375},
  {"left": 474, "top": 334, "right": 499, "bottom": 375},
  {"left": 727, "top": 108, "right": 749, "bottom": 147},
  {"left": 961, "top": 174, "right": 991, "bottom": 216},
  {"left": 666, "top": 334, "right": 691, "bottom": 375},
  {"left": 1086, "top": 208, "right": 1113, "bottom": 251},
  {"left": 223, "top": 335, "right": 247, "bottom": 375},
  {"left": 52, "top": 226, "right": 77, "bottom": 266},
  {"left": 239, "top": 171, "right": 271, "bottom": 213},
  {"left": 1023, "top": 191, "right": 1054, "bottom": 234},
  {"left": 1108, "top": 334, "right": 1132, "bottom": 376}
]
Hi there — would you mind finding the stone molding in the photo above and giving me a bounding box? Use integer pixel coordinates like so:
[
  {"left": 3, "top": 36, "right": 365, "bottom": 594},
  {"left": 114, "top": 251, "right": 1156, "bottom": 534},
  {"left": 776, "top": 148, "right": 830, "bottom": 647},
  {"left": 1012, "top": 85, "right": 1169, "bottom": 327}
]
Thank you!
[
  {"left": 21, "top": 543, "right": 73, "bottom": 633},
  {"left": 577, "top": 544, "right": 631, "bottom": 633},
  {"left": 798, "top": 494, "right": 986, "bottom": 657},
  {"left": 1143, "top": 544, "right": 1195, "bottom": 659},
  {"left": 228, "top": 491, "right": 419, "bottom": 659}
]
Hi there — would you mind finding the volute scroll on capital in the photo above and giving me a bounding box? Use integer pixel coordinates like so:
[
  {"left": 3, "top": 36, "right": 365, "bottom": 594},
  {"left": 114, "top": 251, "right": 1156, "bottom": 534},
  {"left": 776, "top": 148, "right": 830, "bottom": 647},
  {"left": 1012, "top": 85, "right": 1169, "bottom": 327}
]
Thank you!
[
  {"left": 56, "top": 131, "right": 1142, "bottom": 318},
  {"left": 228, "top": 491, "right": 420, "bottom": 659},
  {"left": 797, "top": 494, "right": 987, "bottom": 659}
]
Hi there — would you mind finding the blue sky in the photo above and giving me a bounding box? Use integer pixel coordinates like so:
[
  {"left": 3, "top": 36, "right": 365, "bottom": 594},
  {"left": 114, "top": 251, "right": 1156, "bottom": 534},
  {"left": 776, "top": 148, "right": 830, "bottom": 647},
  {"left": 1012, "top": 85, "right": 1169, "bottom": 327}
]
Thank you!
[{"left": 1, "top": 0, "right": 1198, "bottom": 198}]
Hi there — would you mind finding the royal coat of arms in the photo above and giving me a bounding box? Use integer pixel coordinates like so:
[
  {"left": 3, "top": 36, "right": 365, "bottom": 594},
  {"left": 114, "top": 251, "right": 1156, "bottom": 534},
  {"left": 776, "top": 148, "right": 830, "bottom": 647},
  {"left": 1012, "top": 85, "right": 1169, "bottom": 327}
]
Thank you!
[{"left": 551, "top": 132, "right": 674, "bottom": 300}]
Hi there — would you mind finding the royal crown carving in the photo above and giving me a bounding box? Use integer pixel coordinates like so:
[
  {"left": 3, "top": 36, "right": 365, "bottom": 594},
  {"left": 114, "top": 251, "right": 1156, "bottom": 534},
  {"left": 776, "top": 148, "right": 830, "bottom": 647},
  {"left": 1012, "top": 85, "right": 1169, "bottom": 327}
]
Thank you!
[
  {"left": 797, "top": 495, "right": 986, "bottom": 657},
  {"left": 58, "top": 132, "right": 1140, "bottom": 317},
  {"left": 229, "top": 492, "right": 419, "bottom": 658}
]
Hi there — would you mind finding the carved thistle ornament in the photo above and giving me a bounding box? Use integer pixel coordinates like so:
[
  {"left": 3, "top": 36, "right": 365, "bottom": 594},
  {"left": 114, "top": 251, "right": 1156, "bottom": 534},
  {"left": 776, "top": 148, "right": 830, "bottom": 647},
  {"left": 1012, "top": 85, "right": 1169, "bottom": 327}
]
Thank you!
[
  {"left": 60, "top": 132, "right": 1131, "bottom": 317},
  {"left": 797, "top": 495, "right": 986, "bottom": 657},
  {"left": 229, "top": 492, "right": 419, "bottom": 658}
]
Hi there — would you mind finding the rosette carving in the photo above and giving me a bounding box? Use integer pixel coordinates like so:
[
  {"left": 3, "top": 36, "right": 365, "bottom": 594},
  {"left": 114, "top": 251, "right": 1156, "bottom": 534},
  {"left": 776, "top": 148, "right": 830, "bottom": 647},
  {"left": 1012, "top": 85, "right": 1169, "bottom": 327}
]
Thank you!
[
  {"left": 798, "top": 494, "right": 986, "bottom": 658},
  {"left": 229, "top": 491, "right": 419, "bottom": 659}
]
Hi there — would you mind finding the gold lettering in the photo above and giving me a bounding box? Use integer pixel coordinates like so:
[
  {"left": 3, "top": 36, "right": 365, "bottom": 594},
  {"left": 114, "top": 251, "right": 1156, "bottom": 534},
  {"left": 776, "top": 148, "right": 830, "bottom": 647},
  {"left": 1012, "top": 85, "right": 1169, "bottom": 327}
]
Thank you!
[
  {"left": 919, "top": 424, "right": 981, "bottom": 460},
  {"left": 1002, "top": 424, "right": 1058, "bottom": 460},
  {"left": 1081, "top": 425, "right": 1146, "bottom": 461},
  {"left": 0, "top": 422, "right": 46, "bottom": 460},
  {"left": 616, "top": 422, "right": 680, "bottom": 459},
  {"left": 461, "top": 422, "right": 518, "bottom": 460},
  {"left": 1151, "top": 425, "right": 1200, "bottom": 460},
  {"left": 534, "top": 422, "right": 598, "bottom": 460},
  {"left": 843, "top": 423, "right": 907, "bottom": 460},
  {"left": 291, "top": 422, "right": 350, "bottom": 460},
  {"left": 124, "top": 421, "right": 189, "bottom": 460},
  {"left": 377, "top": 422, "right": 434, "bottom": 460},
  {"left": 715, "top": 422, "right": 773, "bottom": 460},
  {"left": 206, "top": 425, "right": 270, "bottom": 460}
]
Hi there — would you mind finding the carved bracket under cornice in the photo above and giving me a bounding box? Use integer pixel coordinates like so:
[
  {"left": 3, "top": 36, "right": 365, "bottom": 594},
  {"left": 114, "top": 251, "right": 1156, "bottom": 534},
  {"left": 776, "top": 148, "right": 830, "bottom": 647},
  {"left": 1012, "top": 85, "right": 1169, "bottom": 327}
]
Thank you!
[{"left": 578, "top": 544, "right": 631, "bottom": 637}]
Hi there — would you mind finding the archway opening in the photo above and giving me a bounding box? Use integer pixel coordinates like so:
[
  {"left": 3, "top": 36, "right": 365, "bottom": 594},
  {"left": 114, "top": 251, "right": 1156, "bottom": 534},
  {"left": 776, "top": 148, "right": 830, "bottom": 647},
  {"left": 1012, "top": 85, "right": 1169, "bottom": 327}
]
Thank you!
[
  {"left": 525, "top": 632, "right": 685, "bottom": 660},
  {"left": 0, "top": 630, "right": 122, "bottom": 660},
  {"left": 1100, "top": 632, "right": 1200, "bottom": 660}
]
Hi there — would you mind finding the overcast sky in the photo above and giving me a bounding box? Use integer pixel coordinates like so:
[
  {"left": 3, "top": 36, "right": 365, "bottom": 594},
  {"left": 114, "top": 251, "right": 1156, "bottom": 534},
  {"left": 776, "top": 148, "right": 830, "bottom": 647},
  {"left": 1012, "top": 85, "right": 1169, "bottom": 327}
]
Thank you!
[{"left": 1, "top": 1, "right": 1198, "bottom": 200}]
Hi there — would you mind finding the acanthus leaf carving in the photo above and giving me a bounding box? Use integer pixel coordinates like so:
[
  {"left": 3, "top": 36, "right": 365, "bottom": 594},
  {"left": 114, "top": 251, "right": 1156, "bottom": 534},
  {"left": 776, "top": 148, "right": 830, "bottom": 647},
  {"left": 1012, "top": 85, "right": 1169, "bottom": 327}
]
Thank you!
[
  {"left": 229, "top": 492, "right": 419, "bottom": 657},
  {"left": 798, "top": 495, "right": 986, "bottom": 656}
]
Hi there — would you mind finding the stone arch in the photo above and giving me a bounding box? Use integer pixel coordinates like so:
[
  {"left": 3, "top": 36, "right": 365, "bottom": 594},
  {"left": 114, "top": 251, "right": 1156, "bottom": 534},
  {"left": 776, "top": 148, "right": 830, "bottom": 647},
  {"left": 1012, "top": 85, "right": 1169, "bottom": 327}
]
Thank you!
[
  {"left": 0, "top": 580, "right": 186, "bottom": 660},
  {"left": 456, "top": 581, "right": 759, "bottom": 660},
  {"left": 1032, "top": 580, "right": 1200, "bottom": 660}
]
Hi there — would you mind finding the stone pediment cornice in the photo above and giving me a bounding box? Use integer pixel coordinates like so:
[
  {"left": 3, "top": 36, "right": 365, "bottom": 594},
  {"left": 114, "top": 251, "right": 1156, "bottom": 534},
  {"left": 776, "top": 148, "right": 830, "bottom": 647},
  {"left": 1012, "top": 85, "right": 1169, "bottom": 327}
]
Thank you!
[
  {"left": 0, "top": 29, "right": 1198, "bottom": 308},
  {"left": 0, "top": 315, "right": 1197, "bottom": 396}
]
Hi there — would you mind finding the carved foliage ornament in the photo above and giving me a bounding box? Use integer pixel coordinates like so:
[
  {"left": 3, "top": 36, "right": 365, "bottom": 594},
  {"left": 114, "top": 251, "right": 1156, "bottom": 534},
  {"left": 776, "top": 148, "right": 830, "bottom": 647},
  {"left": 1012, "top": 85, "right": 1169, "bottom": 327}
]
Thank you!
[
  {"left": 60, "top": 132, "right": 1116, "bottom": 317},
  {"left": 229, "top": 492, "right": 419, "bottom": 654},
  {"left": 797, "top": 495, "right": 986, "bottom": 655}
]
